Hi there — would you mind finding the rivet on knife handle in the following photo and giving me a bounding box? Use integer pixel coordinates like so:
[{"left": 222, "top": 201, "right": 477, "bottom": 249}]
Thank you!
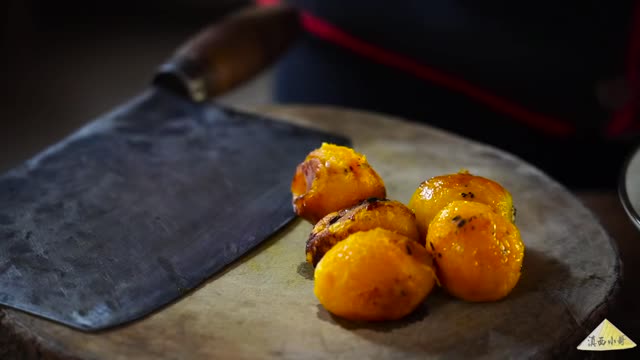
[{"left": 153, "top": 4, "right": 300, "bottom": 102}]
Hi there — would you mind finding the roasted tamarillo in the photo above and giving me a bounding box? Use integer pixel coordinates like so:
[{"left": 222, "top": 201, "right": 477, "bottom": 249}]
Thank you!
[
  {"left": 409, "top": 170, "right": 515, "bottom": 241},
  {"left": 291, "top": 143, "right": 386, "bottom": 224},
  {"left": 314, "top": 228, "right": 437, "bottom": 321},
  {"left": 426, "top": 201, "right": 524, "bottom": 302},
  {"left": 306, "top": 198, "right": 420, "bottom": 267}
]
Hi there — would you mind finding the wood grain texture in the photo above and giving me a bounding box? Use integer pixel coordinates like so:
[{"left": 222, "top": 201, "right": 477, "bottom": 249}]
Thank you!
[{"left": 0, "top": 106, "right": 621, "bottom": 359}]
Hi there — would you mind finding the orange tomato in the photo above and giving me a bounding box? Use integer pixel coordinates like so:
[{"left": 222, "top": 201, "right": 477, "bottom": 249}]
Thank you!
[
  {"left": 426, "top": 201, "right": 524, "bottom": 302},
  {"left": 306, "top": 198, "right": 420, "bottom": 267},
  {"left": 408, "top": 170, "right": 515, "bottom": 241},
  {"left": 291, "top": 143, "right": 386, "bottom": 224},
  {"left": 314, "top": 228, "right": 436, "bottom": 321}
]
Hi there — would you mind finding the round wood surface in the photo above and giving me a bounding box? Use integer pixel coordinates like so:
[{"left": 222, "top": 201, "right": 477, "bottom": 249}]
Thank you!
[{"left": 0, "top": 106, "right": 621, "bottom": 359}]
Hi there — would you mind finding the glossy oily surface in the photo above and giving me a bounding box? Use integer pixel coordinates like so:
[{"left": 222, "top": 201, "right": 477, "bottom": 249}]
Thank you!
[
  {"left": 291, "top": 143, "right": 386, "bottom": 224},
  {"left": 306, "top": 198, "right": 419, "bottom": 266},
  {"left": 314, "top": 228, "right": 436, "bottom": 321},
  {"left": 427, "top": 201, "right": 524, "bottom": 302},
  {"left": 408, "top": 171, "right": 515, "bottom": 240}
]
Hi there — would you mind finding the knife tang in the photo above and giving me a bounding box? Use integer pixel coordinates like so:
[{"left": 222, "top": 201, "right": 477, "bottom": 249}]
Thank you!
[{"left": 153, "top": 4, "right": 300, "bottom": 102}]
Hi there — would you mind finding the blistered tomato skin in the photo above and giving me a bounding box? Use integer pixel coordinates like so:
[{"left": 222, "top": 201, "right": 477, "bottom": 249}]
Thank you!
[
  {"left": 314, "top": 228, "right": 436, "bottom": 321},
  {"left": 408, "top": 171, "right": 515, "bottom": 240},
  {"left": 426, "top": 201, "right": 524, "bottom": 302},
  {"left": 291, "top": 143, "right": 386, "bottom": 224},
  {"left": 306, "top": 198, "right": 420, "bottom": 267}
]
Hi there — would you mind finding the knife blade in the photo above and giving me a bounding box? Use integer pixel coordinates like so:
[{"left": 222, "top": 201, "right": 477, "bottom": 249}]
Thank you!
[{"left": 0, "top": 5, "right": 350, "bottom": 331}]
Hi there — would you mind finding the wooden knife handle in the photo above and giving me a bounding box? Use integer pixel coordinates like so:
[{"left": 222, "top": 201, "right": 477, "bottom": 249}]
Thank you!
[{"left": 153, "top": 4, "right": 300, "bottom": 102}]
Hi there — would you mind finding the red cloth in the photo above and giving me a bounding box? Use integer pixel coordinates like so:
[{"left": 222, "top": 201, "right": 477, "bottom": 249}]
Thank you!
[{"left": 258, "top": 0, "right": 640, "bottom": 137}]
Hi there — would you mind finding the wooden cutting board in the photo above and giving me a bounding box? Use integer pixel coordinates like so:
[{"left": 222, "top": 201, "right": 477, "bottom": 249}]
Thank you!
[{"left": 0, "top": 106, "right": 620, "bottom": 359}]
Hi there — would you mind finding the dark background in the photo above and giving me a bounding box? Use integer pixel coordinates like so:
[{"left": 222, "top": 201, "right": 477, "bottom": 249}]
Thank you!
[{"left": 1, "top": 0, "right": 257, "bottom": 173}]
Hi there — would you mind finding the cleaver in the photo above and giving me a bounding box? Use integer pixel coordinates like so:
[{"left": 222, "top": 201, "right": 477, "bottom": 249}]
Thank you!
[{"left": 0, "top": 5, "right": 349, "bottom": 331}]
